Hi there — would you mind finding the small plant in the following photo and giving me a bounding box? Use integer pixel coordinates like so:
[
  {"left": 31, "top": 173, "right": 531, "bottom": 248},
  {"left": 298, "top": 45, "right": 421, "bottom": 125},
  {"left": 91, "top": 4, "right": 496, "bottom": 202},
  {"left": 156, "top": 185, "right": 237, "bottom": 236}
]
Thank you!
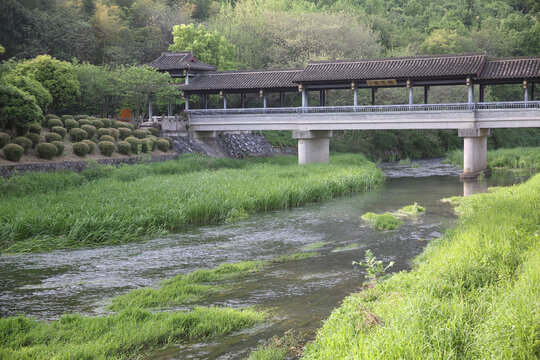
[
  {"left": 72, "top": 142, "right": 89, "bottom": 157},
  {"left": 51, "top": 126, "right": 67, "bottom": 138},
  {"left": 81, "top": 124, "right": 97, "bottom": 138},
  {"left": 64, "top": 118, "right": 80, "bottom": 131},
  {"left": 125, "top": 136, "right": 142, "bottom": 153},
  {"left": 36, "top": 143, "right": 58, "bottom": 159},
  {"left": 12, "top": 137, "right": 33, "bottom": 152},
  {"left": 2, "top": 143, "right": 24, "bottom": 161},
  {"left": 133, "top": 129, "right": 150, "bottom": 139},
  {"left": 398, "top": 157, "right": 411, "bottom": 165},
  {"left": 353, "top": 249, "right": 394, "bottom": 284},
  {"left": 51, "top": 141, "right": 65, "bottom": 155},
  {"left": 100, "top": 118, "right": 112, "bottom": 127},
  {"left": 0, "top": 132, "right": 10, "bottom": 148},
  {"left": 410, "top": 162, "right": 421, "bottom": 168},
  {"left": 119, "top": 127, "right": 132, "bottom": 140},
  {"left": 147, "top": 127, "right": 159, "bottom": 136},
  {"left": 69, "top": 128, "right": 88, "bottom": 142},
  {"left": 117, "top": 141, "right": 131, "bottom": 155},
  {"left": 78, "top": 119, "right": 92, "bottom": 126},
  {"left": 98, "top": 141, "right": 115, "bottom": 156},
  {"left": 24, "top": 133, "right": 40, "bottom": 148},
  {"left": 141, "top": 138, "right": 153, "bottom": 153},
  {"left": 374, "top": 214, "right": 402, "bottom": 231},
  {"left": 74, "top": 115, "right": 88, "bottom": 120},
  {"left": 46, "top": 118, "right": 63, "bottom": 128},
  {"left": 90, "top": 119, "right": 104, "bottom": 129},
  {"left": 108, "top": 128, "right": 120, "bottom": 140},
  {"left": 157, "top": 139, "right": 170, "bottom": 152},
  {"left": 97, "top": 128, "right": 110, "bottom": 137},
  {"left": 61, "top": 115, "right": 74, "bottom": 122},
  {"left": 82, "top": 140, "right": 95, "bottom": 154},
  {"left": 100, "top": 135, "right": 115, "bottom": 143},
  {"left": 28, "top": 123, "right": 42, "bottom": 134},
  {"left": 45, "top": 133, "right": 63, "bottom": 143},
  {"left": 398, "top": 202, "right": 425, "bottom": 214},
  {"left": 45, "top": 114, "right": 59, "bottom": 121}
]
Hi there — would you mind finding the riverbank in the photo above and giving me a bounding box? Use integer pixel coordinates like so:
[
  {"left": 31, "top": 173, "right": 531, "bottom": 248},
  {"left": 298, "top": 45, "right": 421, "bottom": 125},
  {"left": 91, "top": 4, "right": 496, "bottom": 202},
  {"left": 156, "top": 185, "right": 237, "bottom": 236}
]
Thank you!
[
  {"left": 0, "top": 154, "right": 384, "bottom": 254},
  {"left": 299, "top": 173, "right": 540, "bottom": 359},
  {"left": 446, "top": 146, "right": 540, "bottom": 171}
]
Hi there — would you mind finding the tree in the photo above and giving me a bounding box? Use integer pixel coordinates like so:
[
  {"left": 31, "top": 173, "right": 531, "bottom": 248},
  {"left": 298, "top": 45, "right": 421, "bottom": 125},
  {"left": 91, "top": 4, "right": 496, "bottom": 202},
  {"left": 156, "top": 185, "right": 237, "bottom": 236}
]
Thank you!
[
  {"left": 169, "top": 24, "right": 236, "bottom": 70},
  {"left": 2, "top": 73, "right": 52, "bottom": 113},
  {"left": 16, "top": 55, "right": 80, "bottom": 113},
  {"left": 72, "top": 62, "right": 120, "bottom": 116},
  {"left": 0, "top": 82, "right": 43, "bottom": 131},
  {"left": 419, "top": 29, "right": 465, "bottom": 54},
  {"left": 0, "top": 45, "right": 4, "bottom": 53}
]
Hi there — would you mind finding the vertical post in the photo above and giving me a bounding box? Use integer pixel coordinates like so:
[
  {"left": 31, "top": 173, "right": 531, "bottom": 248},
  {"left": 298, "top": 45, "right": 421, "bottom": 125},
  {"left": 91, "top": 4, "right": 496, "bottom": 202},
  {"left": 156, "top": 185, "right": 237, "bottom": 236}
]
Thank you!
[
  {"left": 319, "top": 90, "right": 326, "bottom": 107},
  {"left": 301, "top": 87, "right": 308, "bottom": 112},
  {"left": 241, "top": 93, "right": 245, "bottom": 108},
  {"left": 352, "top": 81, "right": 358, "bottom": 111},
  {"left": 148, "top": 98, "right": 153, "bottom": 120},
  {"left": 263, "top": 93, "right": 267, "bottom": 109},
  {"left": 531, "top": 83, "right": 535, "bottom": 101},
  {"left": 424, "top": 86, "right": 429, "bottom": 104},
  {"left": 467, "top": 77, "right": 474, "bottom": 109},
  {"left": 185, "top": 74, "right": 189, "bottom": 85},
  {"left": 523, "top": 80, "right": 528, "bottom": 103},
  {"left": 279, "top": 92, "right": 284, "bottom": 107},
  {"left": 185, "top": 95, "right": 189, "bottom": 111},
  {"left": 167, "top": 101, "right": 171, "bottom": 116},
  {"left": 203, "top": 94, "right": 208, "bottom": 109},
  {"left": 479, "top": 84, "right": 485, "bottom": 103},
  {"left": 223, "top": 94, "right": 227, "bottom": 109},
  {"left": 407, "top": 80, "right": 413, "bottom": 110},
  {"left": 371, "top": 88, "right": 376, "bottom": 106},
  {"left": 458, "top": 128, "right": 490, "bottom": 180}
]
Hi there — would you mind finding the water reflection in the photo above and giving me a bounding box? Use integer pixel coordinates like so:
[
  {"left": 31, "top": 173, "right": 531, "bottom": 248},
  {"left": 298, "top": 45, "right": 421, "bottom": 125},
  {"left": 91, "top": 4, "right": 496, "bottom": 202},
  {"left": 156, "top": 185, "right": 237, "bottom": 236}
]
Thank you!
[{"left": 462, "top": 179, "right": 488, "bottom": 196}]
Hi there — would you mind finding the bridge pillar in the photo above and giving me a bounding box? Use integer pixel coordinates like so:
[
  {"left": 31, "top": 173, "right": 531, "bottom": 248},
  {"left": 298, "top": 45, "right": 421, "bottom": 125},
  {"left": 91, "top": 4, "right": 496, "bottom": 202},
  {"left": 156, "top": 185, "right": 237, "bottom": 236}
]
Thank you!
[
  {"left": 458, "top": 128, "right": 491, "bottom": 180},
  {"left": 293, "top": 130, "right": 332, "bottom": 165}
]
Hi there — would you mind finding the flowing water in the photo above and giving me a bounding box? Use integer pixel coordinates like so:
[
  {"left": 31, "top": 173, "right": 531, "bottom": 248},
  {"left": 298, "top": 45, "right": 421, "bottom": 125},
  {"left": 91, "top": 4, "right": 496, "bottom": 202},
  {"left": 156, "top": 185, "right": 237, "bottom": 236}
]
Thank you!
[{"left": 0, "top": 159, "right": 531, "bottom": 359}]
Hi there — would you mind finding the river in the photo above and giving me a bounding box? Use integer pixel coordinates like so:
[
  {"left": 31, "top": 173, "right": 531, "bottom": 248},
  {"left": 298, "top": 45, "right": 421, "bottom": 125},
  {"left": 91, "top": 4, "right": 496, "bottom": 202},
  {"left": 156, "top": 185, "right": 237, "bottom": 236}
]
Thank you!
[{"left": 0, "top": 159, "right": 530, "bottom": 359}]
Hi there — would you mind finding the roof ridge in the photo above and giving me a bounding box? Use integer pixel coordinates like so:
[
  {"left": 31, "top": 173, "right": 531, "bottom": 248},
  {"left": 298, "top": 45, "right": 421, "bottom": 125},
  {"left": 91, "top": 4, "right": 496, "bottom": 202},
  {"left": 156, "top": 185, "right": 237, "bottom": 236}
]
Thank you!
[
  {"left": 200, "top": 68, "right": 303, "bottom": 75},
  {"left": 486, "top": 56, "right": 540, "bottom": 62},
  {"left": 307, "top": 53, "right": 486, "bottom": 65}
]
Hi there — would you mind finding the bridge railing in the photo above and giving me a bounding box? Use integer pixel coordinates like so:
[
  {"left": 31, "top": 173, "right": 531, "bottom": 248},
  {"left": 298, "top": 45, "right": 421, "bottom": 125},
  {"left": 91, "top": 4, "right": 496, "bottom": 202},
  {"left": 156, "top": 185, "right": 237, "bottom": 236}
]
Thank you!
[{"left": 186, "top": 101, "right": 540, "bottom": 116}]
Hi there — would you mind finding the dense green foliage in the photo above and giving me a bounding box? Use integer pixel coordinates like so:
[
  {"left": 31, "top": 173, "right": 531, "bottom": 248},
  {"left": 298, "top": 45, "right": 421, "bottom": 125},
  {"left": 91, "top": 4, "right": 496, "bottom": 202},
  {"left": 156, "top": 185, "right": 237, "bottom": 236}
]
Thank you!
[
  {"left": 446, "top": 147, "right": 540, "bottom": 170},
  {"left": 302, "top": 174, "right": 540, "bottom": 359},
  {"left": 2, "top": 143, "right": 24, "bottom": 162},
  {"left": 0, "top": 82, "right": 43, "bottom": 130},
  {"left": 36, "top": 142, "right": 58, "bottom": 159},
  {"left": 98, "top": 140, "right": 115, "bottom": 156},
  {"left": 72, "top": 141, "right": 89, "bottom": 156},
  {"left": 0, "top": 154, "right": 384, "bottom": 253}
]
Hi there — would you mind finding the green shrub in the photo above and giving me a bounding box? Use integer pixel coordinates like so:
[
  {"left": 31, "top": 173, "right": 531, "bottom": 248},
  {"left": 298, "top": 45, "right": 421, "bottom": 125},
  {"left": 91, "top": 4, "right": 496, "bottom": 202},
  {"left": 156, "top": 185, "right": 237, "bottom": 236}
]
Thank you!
[
  {"left": 125, "top": 136, "right": 142, "bottom": 153},
  {"left": 374, "top": 214, "right": 403, "bottom": 231},
  {"left": 147, "top": 127, "right": 159, "bottom": 136},
  {"left": 28, "top": 123, "right": 42, "bottom": 134},
  {"left": 119, "top": 128, "right": 132, "bottom": 140},
  {"left": 64, "top": 118, "right": 80, "bottom": 131},
  {"left": 61, "top": 115, "right": 74, "bottom": 122},
  {"left": 25, "top": 133, "right": 40, "bottom": 148},
  {"left": 2, "top": 143, "right": 24, "bottom": 161},
  {"left": 74, "top": 115, "right": 88, "bottom": 120},
  {"left": 47, "top": 118, "right": 63, "bottom": 128},
  {"left": 108, "top": 128, "right": 120, "bottom": 140},
  {"left": 98, "top": 141, "right": 115, "bottom": 156},
  {"left": 82, "top": 140, "right": 95, "bottom": 154},
  {"left": 115, "top": 121, "right": 130, "bottom": 129},
  {"left": 117, "top": 141, "right": 131, "bottom": 155},
  {"left": 133, "top": 129, "right": 150, "bottom": 139},
  {"left": 0, "top": 132, "right": 10, "bottom": 148},
  {"left": 157, "top": 139, "right": 170, "bottom": 152},
  {"left": 69, "top": 128, "right": 88, "bottom": 142},
  {"left": 51, "top": 140, "right": 65, "bottom": 155},
  {"left": 36, "top": 142, "right": 58, "bottom": 159},
  {"left": 45, "top": 133, "right": 63, "bottom": 143},
  {"left": 81, "top": 125, "right": 97, "bottom": 138},
  {"left": 91, "top": 119, "right": 104, "bottom": 129},
  {"left": 72, "top": 142, "right": 89, "bottom": 157},
  {"left": 159, "top": 137, "right": 173, "bottom": 147},
  {"left": 141, "top": 138, "right": 153, "bottom": 153},
  {"left": 51, "top": 126, "right": 67, "bottom": 138},
  {"left": 100, "top": 135, "right": 115, "bottom": 143},
  {"left": 100, "top": 118, "right": 112, "bottom": 127},
  {"left": 15, "top": 124, "right": 30, "bottom": 137},
  {"left": 146, "top": 135, "right": 158, "bottom": 150},
  {"left": 78, "top": 119, "right": 91, "bottom": 126},
  {"left": 12, "top": 137, "right": 33, "bottom": 152},
  {"left": 45, "top": 114, "right": 59, "bottom": 120},
  {"left": 97, "top": 128, "right": 110, "bottom": 137}
]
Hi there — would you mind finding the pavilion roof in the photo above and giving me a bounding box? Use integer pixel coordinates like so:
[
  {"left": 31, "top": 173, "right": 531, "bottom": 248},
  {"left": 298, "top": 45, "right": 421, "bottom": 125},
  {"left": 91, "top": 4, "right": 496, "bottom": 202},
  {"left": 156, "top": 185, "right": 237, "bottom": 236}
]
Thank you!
[
  {"left": 293, "top": 53, "right": 487, "bottom": 83},
  {"left": 479, "top": 57, "right": 540, "bottom": 80},
  {"left": 147, "top": 52, "right": 217, "bottom": 72},
  {"left": 179, "top": 69, "right": 302, "bottom": 92}
]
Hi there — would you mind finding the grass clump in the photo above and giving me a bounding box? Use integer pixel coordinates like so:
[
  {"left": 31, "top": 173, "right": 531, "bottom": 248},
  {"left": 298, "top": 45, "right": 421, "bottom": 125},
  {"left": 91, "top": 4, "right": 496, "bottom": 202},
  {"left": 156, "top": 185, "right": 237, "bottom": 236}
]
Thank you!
[
  {"left": 361, "top": 212, "right": 403, "bottom": 231},
  {"left": 275, "top": 252, "right": 318, "bottom": 262},
  {"left": 398, "top": 202, "right": 425, "bottom": 215},
  {"left": 303, "top": 241, "right": 331, "bottom": 251},
  {"left": 446, "top": 147, "right": 540, "bottom": 170},
  {"left": 302, "top": 174, "right": 540, "bottom": 360},
  {"left": 0, "top": 154, "right": 384, "bottom": 253}
]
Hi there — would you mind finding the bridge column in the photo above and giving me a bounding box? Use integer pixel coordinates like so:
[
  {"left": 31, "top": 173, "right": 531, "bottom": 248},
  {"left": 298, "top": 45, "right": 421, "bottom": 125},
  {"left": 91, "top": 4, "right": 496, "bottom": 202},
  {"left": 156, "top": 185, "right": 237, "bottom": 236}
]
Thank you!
[
  {"left": 293, "top": 130, "right": 332, "bottom": 165},
  {"left": 458, "top": 128, "right": 491, "bottom": 180}
]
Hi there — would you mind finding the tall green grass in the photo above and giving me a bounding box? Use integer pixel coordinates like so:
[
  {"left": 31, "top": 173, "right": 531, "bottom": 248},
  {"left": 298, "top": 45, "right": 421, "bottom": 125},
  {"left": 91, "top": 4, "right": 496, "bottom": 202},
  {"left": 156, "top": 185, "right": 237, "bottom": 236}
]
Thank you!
[
  {"left": 446, "top": 147, "right": 540, "bottom": 170},
  {"left": 0, "top": 154, "right": 384, "bottom": 253},
  {"left": 301, "top": 174, "right": 540, "bottom": 359}
]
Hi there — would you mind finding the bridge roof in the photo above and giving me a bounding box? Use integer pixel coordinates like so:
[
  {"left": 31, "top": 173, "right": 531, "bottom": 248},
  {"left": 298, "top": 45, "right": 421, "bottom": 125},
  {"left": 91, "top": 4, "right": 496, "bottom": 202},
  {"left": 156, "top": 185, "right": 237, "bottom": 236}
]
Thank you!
[
  {"left": 147, "top": 52, "right": 217, "bottom": 73},
  {"left": 479, "top": 57, "right": 540, "bottom": 81},
  {"left": 178, "top": 69, "right": 302, "bottom": 93},
  {"left": 293, "top": 53, "right": 486, "bottom": 83}
]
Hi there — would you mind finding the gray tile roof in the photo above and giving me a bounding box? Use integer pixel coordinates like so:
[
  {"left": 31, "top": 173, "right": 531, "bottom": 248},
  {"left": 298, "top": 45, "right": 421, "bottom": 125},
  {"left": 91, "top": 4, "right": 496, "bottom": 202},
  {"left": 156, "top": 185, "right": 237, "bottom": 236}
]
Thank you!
[
  {"left": 179, "top": 69, "right": 302, "bottom": 92},
  {"left": 147, "top": 52, "right": 217, "bottom": 72},
  {"left": 479, "top": 57, "right": 540, "bottom": 80},
  {"left": 293, "top": 53, "right": 487, "bottom": 82}
]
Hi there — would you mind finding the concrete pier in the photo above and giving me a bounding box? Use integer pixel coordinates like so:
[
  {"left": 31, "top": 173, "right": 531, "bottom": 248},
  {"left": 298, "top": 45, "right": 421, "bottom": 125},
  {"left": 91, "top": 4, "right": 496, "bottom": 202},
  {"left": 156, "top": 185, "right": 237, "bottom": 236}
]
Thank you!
[
  {"left": 293, "top": 130, "right": 332, "bottom": 164},
  {"left": 458, "top": 128, "right": 491, "bottom": 180}
]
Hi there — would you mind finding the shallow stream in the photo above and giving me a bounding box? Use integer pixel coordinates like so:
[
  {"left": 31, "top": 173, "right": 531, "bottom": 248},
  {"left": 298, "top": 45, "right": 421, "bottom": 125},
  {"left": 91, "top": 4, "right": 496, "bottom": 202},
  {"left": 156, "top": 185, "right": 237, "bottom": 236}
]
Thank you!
[{"left": 0, "top": 159, "right": 530, "bottom": 359}]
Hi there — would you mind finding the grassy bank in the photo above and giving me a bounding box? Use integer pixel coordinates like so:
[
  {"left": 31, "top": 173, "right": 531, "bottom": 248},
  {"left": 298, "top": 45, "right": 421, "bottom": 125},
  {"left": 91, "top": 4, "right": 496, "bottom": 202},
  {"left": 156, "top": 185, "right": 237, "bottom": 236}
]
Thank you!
[
  {"left": 446, "top": 147, "right": 540, "bottom": 170},
  {"left": 300, "top": 174, "right": 540, "bottom": 359},
  {"left": 0, "top": 154, "right": 384, "bottom": 254}
]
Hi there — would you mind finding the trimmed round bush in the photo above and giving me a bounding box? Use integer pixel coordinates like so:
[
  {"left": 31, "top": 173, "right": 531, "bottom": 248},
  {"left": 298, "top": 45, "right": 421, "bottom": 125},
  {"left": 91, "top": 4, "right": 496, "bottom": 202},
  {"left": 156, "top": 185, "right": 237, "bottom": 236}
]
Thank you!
[
  {"left": 100, "top": 135, "right": 115, "bottom": 142},
  {"left": 12, "top": 137, "right": 33, "bottom": 152},
  {"left": 133, "top": 129, "right": 150, "bottom": 139},
  {"left": 0, "top": 132, "right": 10, "bottom": 148},
  {"left": 126, "top": 123, "right": 135, "bottom": 131},
  {"left": 3, "top": 143, "right": 24, "bottom": 161},
  {"left": 36, "top": 142, "right": 58, "bottom": 159},
  {"left": 125, "top": 136, "right": 142, "bottom": 153},
  {"left": 69, "top": 128, "right": 88, "bottom": 142},
  {"left": 15, "top": 124, "right": 30, "bottom": 137},
  {"left": 119, "top": 128, "right": 132, "bottom": 140},
  {"left": 97, "top": 128, "right": 110, "bottom": 137},
  {"left": 51, "top": 126, "right": 67, "bottom": 138},
  {"left": 61, "top": 115, "right": 74, "bottom": 122},
  {"left": 74, "top": 115, "right": 88, "bottom": 120},
  {"left": 25, "top": 133, "right": 40, "bottom": 148},
  {"left": 64, "top": 118, "right": 80, "bottom": 131},
  {"left": 82, "top": 140, "right": 95, "bottom": 154},
  {"left": 78, "top": 119, "right": 91, "bottom": 126},
  {"left": 160, "top": 137, "right": 173, "bottom": 147},
  {"left": 117, "top": 141, "right": 131, "bottom": 155},
  {"left": 81, "top": 125, "right": 97, "bottom": 139},
  {"left": 45, "top": 133, "right": 63, "bottom": 143},
  {"left": 47, "top": 118, "right": 63, "bottom": 128},
  {"left": 28, "top": 123, "right": 42, "bottom": 134},
  {"left": 115, "top": 121, "right": 129, "bottom": 129},
  {"left": 147, "top": 127, "right": 159, "bottom": 136},
  {"left": 108, "top": 128, "right": 120, "bottom": 140},
  {"left": 100, "top": 118, "right": 112, "bottom": 127},
  {"left": 146, "top": 135, "right": 158, "bottom": 150},
  {"left": 98, "top": 141, "right": 115, "bottom": 156},
  {"left": 90, "top": 119, "right": 104, "bottom": 129},
  {"left": 45, "top": 114, "right": 59, "bottom": 120},
  {"left": 157, "top": 139, "right": 170, "bottom": 152},
  {"left": 51, "top": 140, "right": 65, "bottom": 155},
  {"left": 72, "top": 142, "right": 89, "bottom": 157},
  {"left": 141, "top": 138, "right": 153, "bottom": 153}
]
